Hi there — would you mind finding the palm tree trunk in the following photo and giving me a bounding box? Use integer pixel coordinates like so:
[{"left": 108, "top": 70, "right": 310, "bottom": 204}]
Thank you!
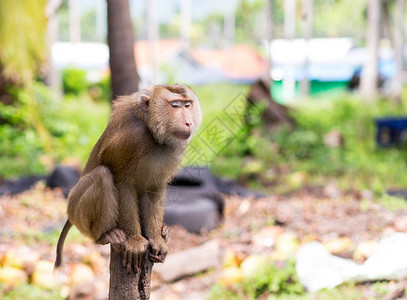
[
  {"left": 107, "top": 0, "right": 139, "bottom": 99},
  {"left": 360, "top": 0, "right": 381, "bottom": 100},
  {"left": 300, "top": 0, "right": 313, "bottom": 98},
  {"left": 392, "top": 0, "right": 405, "bottom": 101}
]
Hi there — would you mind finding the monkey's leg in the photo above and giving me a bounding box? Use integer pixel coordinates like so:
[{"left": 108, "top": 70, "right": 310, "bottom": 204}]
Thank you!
[
  {"left": 67, "top": 166, "right": 125, "bottom": 245},
  {"left": 116, "top": 184, "right": 149, "bottom": 274},
  {"left": 141, "top": 187, "right": 168, "bottom": 263}
]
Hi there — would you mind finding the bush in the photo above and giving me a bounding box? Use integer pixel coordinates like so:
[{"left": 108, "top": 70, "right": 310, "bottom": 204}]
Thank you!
[
  {"left": 212, "top": 92, "right": 407, "bottom": 191},
  {"left": 61, "top": 67, "right": 89, "bottom": 96},
  {"left": 88, "top": 75, "right": 111, "bottom": 102},
  {"left": 0, "top": 81, "right": 110, "bottom": 178},
  {"left": 208, "top": 259, "right": 304, "bottom": 299}
]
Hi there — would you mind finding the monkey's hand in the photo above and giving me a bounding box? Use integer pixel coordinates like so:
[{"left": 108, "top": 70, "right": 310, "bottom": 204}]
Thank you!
[
  {"left": 96, "top": 228, "right": 126, "bottom": 245},
  {"left": 121, "top": 236, "right": 149, "bottom": 274},
  {"left": 148, "top": 237, "right": 168, "bottom": 263}
]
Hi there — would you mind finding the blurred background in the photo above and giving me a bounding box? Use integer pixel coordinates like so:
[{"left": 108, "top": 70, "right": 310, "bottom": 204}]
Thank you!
[{"left": 0, "top": 0, "right": 407, "bottom": 299}]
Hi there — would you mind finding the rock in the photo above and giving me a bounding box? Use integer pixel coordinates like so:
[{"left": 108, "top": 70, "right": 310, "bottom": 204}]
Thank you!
[
  {"left": 0, "top": 266, "right": 27, "bottom": 285},
  {"left": 353, "top": 240, "right": 378, "bottom": 261},
  {"left": 69, "top": 263, "right": 95, "bottom": 285},
  {"left": 240, "top": 255, "right": 268, "bottom": 278},
  {"left": 31, "top": 260, "right": 58, "bottom": 289},
  {"left": 219, "top": 267, "right": 243, "bottom": 286},
  {"left": 323, "top": 237, "right": 353, "bottom": 255},
  {"left": 154, "top": 240, "right": 221, "bottom": 282}
]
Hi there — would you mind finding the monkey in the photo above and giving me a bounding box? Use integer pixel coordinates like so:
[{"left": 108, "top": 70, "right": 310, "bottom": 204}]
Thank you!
[{"left": 54, "top": 84, "right": 202, "bottom": 273}]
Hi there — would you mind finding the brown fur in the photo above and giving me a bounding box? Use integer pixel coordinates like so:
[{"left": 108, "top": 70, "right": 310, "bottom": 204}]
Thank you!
[{"left": 54, "top": 84, "right": 202, "bottom": 272}]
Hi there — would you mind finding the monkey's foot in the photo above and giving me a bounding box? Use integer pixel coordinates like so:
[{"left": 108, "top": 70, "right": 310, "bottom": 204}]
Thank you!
[
  {"left": 161, "top": 225, "right": 170, "bottom": 243},
  {"left": 96, "top": 228, "right": 126, "bottom": 245},
  {"left": 122, "top": 236, "right": 149, "bottom": 274},
  {"left": 148, "top": 237, "right": 169, "bottom": 263}
]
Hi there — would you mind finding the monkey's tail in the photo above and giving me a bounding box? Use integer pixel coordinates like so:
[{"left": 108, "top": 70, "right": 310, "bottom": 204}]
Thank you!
[{"left": 54, "top": 220, "right": 72, "bottom": 272}]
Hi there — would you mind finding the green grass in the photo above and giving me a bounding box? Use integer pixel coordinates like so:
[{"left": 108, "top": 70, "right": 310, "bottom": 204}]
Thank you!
[
  {"left": 12, "top": 226, "right": 86, "bottom": 247},
  {"left": 0, "top": 283, "right": 63, "bottom": 300}
]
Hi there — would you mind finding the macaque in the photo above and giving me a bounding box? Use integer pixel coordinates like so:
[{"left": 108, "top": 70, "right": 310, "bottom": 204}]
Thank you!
[{"left": 55, "top": 84, "right": 202, "bottom": 273}]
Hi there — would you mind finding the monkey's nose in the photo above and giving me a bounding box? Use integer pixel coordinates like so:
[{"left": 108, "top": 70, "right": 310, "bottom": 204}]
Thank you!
[{"left": 185, "top": 122, "right": 192, "bottom": 127}]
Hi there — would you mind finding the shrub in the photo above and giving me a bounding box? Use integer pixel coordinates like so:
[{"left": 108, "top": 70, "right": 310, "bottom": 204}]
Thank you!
[{"left": 61, "top": 67, "right": 89, "bottom": 96}]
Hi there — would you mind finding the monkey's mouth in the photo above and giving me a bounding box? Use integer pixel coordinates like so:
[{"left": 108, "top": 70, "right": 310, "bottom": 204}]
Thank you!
[{"left": 173, "top": 131, "right": 191, "bottom": 140}]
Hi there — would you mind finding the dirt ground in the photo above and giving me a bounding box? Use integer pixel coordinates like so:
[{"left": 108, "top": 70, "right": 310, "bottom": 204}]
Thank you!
[{"left": 0, "top": 182, "right": 407, "bottom": 299}]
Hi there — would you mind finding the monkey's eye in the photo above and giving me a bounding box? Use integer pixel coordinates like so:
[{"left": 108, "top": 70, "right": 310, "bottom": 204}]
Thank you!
[
  {"left": 184, "top": 101, "right": 192, "bottom": 108},
  {"left": 170, "top": 101, "right": 182, "bottom": 108}
]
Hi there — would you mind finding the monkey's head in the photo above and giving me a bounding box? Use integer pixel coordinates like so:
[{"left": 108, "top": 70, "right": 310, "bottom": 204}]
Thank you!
[{"left": 137, "top": 84, "right": 202, "bottom": 147}]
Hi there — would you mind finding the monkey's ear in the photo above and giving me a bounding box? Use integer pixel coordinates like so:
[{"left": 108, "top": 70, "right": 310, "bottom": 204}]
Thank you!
[{"left": 139, "top": 94, "right": 150, "bottom": 112}]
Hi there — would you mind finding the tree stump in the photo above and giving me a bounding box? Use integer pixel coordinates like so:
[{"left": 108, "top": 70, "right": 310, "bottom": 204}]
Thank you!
[
  {"left": 108, "top": 226, "right": 169, "bottom": 300},
  {"left": 247, "top": 78, "right": 294, "bottom": 132}
]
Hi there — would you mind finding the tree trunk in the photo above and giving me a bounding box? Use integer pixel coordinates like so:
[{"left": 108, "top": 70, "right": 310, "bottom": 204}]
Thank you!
[
  {"left": 223, "top": 0, "right": 237, "bottom": 48},
  {"left": 69, "top": 0, "right": 81, "bottom": 43},
  {"left": 392, "top": 0, "right": 405, "bottom": 101},
  {"left": 147, "top": 0, "right": 158, "bottom": 84},
  {"left": 180, "top": 0, "right": 191, "bottom": 49},
  {"left": 109, "top": 226, "right": 169, "bottom": 300},
  {"left": 283, "top": 0, "right": 296, "bottom": 101},
  {"left": 360, "top": 0, "right": 381, "bottom": 100},
  {"left": 107, "top": 0, "right": 139, "bottom": 99},
  {"left": 300, "top": 0, "right": 313, "bottom": 98},
  {"left": 45, "top": 0, "right": 63, "bottom": 96},
  {"left": 264, "top": 0, "right": 273, "bottom": 83}
]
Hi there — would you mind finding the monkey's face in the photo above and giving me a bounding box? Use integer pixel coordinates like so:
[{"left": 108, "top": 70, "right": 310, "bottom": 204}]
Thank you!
[{"left": 139, "top": 85, "right": 202, "bottom": 147}]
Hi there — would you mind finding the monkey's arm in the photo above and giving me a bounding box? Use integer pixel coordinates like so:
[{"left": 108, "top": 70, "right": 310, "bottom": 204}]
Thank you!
[{"left": 140, "top": 186, "right": 168, "bottom": 263}]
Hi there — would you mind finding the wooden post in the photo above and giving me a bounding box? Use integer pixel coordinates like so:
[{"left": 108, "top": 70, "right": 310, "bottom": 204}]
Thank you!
[{"left": 108, "top": 226, "right": 169, "bottom": 300}]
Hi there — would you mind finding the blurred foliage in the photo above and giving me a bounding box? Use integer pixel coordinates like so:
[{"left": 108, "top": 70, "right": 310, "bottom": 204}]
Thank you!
[
  {"left": 208, "top": 259, "right": 304, "bottom": 299},
  {"left": 189, "top": 85, "right": 407, "bottom": 194},
  {"left": 56, "top": 1, "right": 105, "bottom": 43},
  {"left": 62, "top": 67, "right": 111, "bottom": 101},
  {"left": 235, "top": 0, "right": 264, "bottom": 44},
  {"left": 62, "top": 67, "right": 89, "bottom": 96},
  {"left": 153, "top": 0, "right": 371, "bottom": 48},
  {"left": 0, "top": 283, "right": 62, "bottom": 300},
  {"left": 89, "top": 75, "right": 111, "bottom": 102},
  {"left": 184, "top": 84, "right": 250, "bottom": 166},
  {"left": 2, "top": 80, "right": 407, "bottom": 197},
  {"left": 0, "top": 81, "right": 109, "bottom": 178},
  {"left": 313, "top": 0, "right": 366, "bottom": 38},
  {"left": 0, "top": 0, "right": 47, "bottom": 83}
]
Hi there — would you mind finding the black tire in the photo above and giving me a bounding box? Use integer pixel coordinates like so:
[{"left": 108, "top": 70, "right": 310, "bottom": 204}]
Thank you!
[{"left": 164, "top": 197, "right": 220, "bottom": 234}]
